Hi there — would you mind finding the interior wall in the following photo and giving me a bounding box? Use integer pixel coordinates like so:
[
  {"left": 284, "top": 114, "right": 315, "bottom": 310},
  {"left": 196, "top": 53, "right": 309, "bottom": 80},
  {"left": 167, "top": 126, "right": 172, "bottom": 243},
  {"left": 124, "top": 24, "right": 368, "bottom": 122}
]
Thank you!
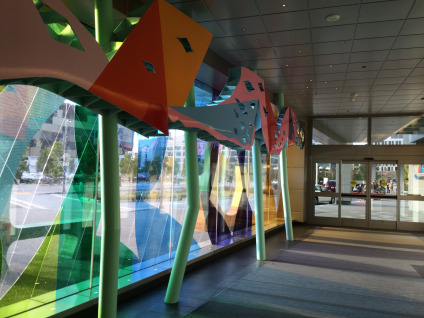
[{"left": 287, "top": 146, "right": 305, "bottom": 222}]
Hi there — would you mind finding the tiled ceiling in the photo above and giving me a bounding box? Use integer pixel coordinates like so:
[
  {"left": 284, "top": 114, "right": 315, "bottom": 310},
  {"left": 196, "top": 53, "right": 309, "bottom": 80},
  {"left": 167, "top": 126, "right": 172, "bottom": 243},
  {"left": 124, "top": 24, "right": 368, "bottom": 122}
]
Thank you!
[{"left": 166, "top": 0, "right": 424, "bottom": 120}]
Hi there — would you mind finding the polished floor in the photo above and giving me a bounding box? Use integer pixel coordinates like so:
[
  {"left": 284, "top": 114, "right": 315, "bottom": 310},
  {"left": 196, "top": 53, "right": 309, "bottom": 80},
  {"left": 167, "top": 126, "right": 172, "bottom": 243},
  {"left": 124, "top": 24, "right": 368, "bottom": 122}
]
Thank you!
[{"left": 111, "top": 225, "right": 424, "bottom": 318}]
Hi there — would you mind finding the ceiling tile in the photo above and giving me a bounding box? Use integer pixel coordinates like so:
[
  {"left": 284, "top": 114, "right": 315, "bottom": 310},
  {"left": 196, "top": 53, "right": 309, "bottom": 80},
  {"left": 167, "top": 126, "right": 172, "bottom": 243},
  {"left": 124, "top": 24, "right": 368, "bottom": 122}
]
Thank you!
[
  {"left": 400, "top": 18, "right": 424, "bottom": 35},
  {"left": 352, "top": 37, "right": 396, "bottom": 52},
  {"left": 268, "top": 29, "right": 311, "bottom": 46},
  {"left": 313, "top": 40, "right": 353, "bottom": 55},
  {"left": 283, "top": 66, "right": 315, "bottom": 76},
  {"left": 172, "top": 1, "right": 215, "bottom": 22},
  {"left": 246, "top": 58, "right": 282, "bottom": 69},
  {"left": 346, "top": 70, "right": 378, "bottom": 80},
  {"left": 385, "top": 99, "right": 410, "bottom": 105},
  {"left": 382, "top": 59, "right": 421, "bottom": 70},
  {"left": 316, "top": 73, "right": 346, "bottom": 82},
  {"left": 263, "top": 11, "right": 310, "bottom": 32},
  {"left": 274, "top": 44, "right": 313, "bottom": 58},
  {"left": 200, "top": 22, "right": 226, "bottom": 38},
  {"left": 309, "top": 5, "right": 360, "bottom": 27},
  {"left": 347, "top": 61, "right": 383, "bottom": 72},
  {"left": 409, "top": 0, "right": 424, "bottom": 18},
  {"left": 285, "top": 75, "right": 317, "bottom": 84},
  {"left": 209, "top": 37, "right": 236, "bottom": 51},
  {"left": 315, "top": 63, "right": 348, "bottom": 74},
  {"left": 410, "top": 68, "right": 424, "bottom": 77},
  {"left": 314, "top": 53, "right": 350, "bottom": 65},
  {"left": 238, "top": 48, "right": 277, "bottom": 60},
  {"left": 402, "top": 105, "right": 424, "bottom": 112},
  {"left": 280, "top": 56, "right": 314, "bottom": 68},
  {"left": 309, "top": 0, "right": 360, "bottom": 9},
  {"left": 399, "top": 83, "right": 423, "bottom": 90},
  {"left": 358, "top": 0, "right": 414, "bottom": 23},
  {"left": 342, "top": 85, "right": 371, "bottom": 92},
  {"left": 372, "top": 83, "right": 401, "bottom": 91},
  {"left": 387, "top": 48, "right": 424, "bottom": 60},
  {"left": 355, "top": 20, "right": 404, "bottom": 39},
  {"left": 217, "top": 16, "right": 267, "bottom": 36},
  {"left": 374, "top": 77, "right": 405, "bottom": 85},
  {"left": 369, "top": 94, "right": 391, "bottom": 100},
  {"left": 316, "top": 87, "right": 343, "bottom": 94},
  {"left": 315, "top": 80, "right": 345, "bottom": 88},
  {"left": 204, "top": 0, "right": 259, "bottom": 19},
  {"left": 257, "top": 0, "right": 309, "bottom": 14},
  {"left": 393, "top": 34, "right": 424, "bottom": 49},
  {"left": 228, "top": 34, "right": 272, "bottom": 50},
  {"left": 349, "top": 50, "right": 389, "bottom": 63},
  {"left": 345, "top": 78, "right": 375, "bottom": 86},
  {"left": 405, "top": 75, "right": 424, "bottom": 84},
  {"left": 389, "top": 94, "right": 418, "bottom": 100},
  {"left": 312, "top": 24, "right": 355, "bottom": 42},
  {"left": 258, "top": 68, "right": 283, "bottom": 78},
  {"left": 378, "top": 69, "right": 412, "bottom": 78},
  {"left": 394, "top": 89, "right": 422, "bottom": 96}
]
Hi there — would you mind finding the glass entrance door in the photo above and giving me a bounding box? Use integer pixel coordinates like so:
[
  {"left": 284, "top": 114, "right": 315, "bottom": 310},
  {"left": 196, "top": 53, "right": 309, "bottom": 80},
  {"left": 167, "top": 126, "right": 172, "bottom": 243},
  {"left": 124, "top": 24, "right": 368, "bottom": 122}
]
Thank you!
[
  {"left": 314, "top": 160, "right": 398, "bottom": 229},
  {"left": 340, "top": 162, "right": 367, "bottom": 227},
  {"left": 340, "top": 161, "right": 398, "bottom": 229},
  {"left": 369, "top": 162, "right": 397, "bottom": 229}
]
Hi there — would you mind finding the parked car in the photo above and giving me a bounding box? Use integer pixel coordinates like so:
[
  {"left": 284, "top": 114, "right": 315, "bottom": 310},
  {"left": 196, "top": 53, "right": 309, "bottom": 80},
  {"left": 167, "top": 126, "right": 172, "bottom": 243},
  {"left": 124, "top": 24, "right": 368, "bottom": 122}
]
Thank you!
[
  {"left": 325, "top": 180, "right": 336, "bottom": 192},
  {"left": 137, "top": 173, "right": 149, "bottom": 182},
  {"left": 315, "top": 184, "right": 334, "bottom": 205}
]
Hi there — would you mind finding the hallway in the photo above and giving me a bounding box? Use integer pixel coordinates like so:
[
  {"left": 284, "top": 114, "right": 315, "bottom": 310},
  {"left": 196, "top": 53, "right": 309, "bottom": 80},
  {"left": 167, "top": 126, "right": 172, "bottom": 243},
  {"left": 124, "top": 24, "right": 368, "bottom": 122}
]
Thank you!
[{"left": 112, "top": 225, "right": 424, "bottom": 317}]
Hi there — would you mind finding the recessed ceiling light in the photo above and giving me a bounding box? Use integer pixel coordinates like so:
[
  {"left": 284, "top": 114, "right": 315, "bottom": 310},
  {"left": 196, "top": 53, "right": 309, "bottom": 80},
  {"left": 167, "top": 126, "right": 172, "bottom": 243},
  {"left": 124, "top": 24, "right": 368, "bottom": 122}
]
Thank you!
[
  {"left": 335, "top": 87, "right": 338, "bottom": 90},
  {"left": 285, "top": 64, "right": 289, "bottom": 67},
  {"left": 242, "top": 28, "right": 246, "bottom": 31},
  {"left": 306, "top": 86, "right": 309, "bottom": 88},
  {"left": 310, "top": 79, "right": 313, "bottom": 82},
  {"left": 298, "top": 50, "right": 302, "bottom": 54},
  {"left": 282, "top": 4, "right": 286, "bottom": 7},
  {"left": 326, "top": 14, "right": 340, "bottom": 22},
  {"left": 340, "top": 41, "right": 345, "bottom": 44},
  {"left": 324, "top": 81, "right": 328, "bottom": 84},
  {"left": 329, "top": 64, "right": 333, "bottom": 68}
]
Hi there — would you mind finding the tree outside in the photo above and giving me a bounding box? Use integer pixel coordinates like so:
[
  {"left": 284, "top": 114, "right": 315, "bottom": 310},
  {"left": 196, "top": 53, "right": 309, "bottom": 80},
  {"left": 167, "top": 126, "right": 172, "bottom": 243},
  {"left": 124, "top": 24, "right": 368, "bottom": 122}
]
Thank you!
[
  {"left": 16, "top": 148, "right": 29, "bottom": 183},
  {"left": 119, "top": 152, "right": 138, "bottom": 180},
  {"left": 36, "top": 141, "right": 64, "bottom": 179}
]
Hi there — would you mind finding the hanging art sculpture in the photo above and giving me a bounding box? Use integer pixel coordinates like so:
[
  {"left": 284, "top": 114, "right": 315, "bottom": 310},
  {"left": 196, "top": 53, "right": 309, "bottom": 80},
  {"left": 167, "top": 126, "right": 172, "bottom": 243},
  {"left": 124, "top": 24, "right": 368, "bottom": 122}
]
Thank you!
[{"left": 0, "top": 0, "right": 304, "bottom": 313}]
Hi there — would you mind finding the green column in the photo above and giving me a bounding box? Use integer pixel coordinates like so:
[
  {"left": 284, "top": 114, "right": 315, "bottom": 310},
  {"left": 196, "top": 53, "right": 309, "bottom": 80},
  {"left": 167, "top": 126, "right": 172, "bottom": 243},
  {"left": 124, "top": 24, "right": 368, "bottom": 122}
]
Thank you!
[
  {"left": 95, "top": 1, "right": 121, "bottom": 317},
  {"left": 279, "top": 149, "right": 293, "bottom": 240},
  {"left": 276, "top": 93, "right": 294, "bottom": 241},
  {"left": 252, "top": 141, "right": 266, "bottom": 260},
  {"left": 165, "top": 86, "right": 199, "bottom": 304}
]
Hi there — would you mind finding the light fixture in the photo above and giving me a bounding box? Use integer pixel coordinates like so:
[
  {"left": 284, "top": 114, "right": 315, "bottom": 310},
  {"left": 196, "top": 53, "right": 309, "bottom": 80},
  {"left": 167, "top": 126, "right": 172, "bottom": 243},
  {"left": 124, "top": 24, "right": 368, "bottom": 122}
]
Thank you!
[
  {"left": 326, "top": 14, "right": 340, "bottom": 22},
  {"left": 282, "top": 4, "right": 286, "bottom": 7},
  {"left": 340, "top": 41, "right": 345, "bottom": 44},
  {"left": 329, "top": 64, "right": 333, "bottom": 68},
  {"left": 242, "top": 27, "right": 246, "bottom": 31},
  {"left": 298, "top": 50, "right": 302, "bottom": 54},
  {"left": 285, "top": 64, "right": 289, "bottom": 67}
]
